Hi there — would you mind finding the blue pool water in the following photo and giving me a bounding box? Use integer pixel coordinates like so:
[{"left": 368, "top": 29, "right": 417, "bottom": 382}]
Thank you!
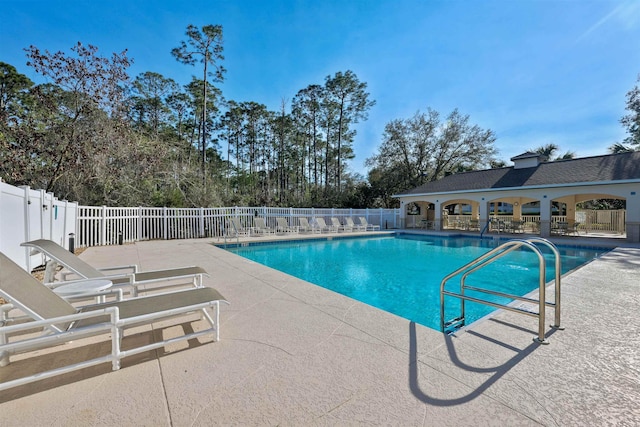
[{"left": 227, "top": 234, "right": 608, "bottom": 330}]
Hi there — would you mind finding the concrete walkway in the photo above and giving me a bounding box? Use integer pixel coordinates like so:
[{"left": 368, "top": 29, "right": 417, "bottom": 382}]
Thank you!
[{"left": 1, "top": 234, "right": 639, "bottom": 426}]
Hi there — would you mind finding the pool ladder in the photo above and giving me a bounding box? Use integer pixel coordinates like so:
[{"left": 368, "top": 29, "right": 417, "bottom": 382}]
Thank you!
[{"left": 440, "top": 237, "right": 562, "bottom": 344}]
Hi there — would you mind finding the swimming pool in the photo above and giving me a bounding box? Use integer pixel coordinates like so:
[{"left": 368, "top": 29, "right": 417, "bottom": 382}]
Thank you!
[{"left": 226, "top": 234, "right": 608, "bottom": 330}]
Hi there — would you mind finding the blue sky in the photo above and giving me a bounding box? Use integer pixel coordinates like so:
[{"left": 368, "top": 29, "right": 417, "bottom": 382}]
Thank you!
[{"left": 2, "top": 0, "right": 639, "bottom": 176}]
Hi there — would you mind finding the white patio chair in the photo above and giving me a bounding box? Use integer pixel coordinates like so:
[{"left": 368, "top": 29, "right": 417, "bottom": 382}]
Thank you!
[
  {"left": 315, "top": 218, "right": 337, "bottom": 233},
  {"left": 358, "top": 217, "right": 380, "bottom": 231},
  {"left": 331, "top": 217, "right": 351, "bottom": 232},
  {"left": 345, "top": 217, "right": 366, "bottom": 231},
  {"left": 275, "top": 217, "right": 297, "bottom": 234},
  {"left": 229, "top": 217, "right": 251, "bottom": 238},
  {"left": 252, "top": 217, "right": 275, "bottom": 236},
  {"left": 22, "top": 239, "right": 208, "bottom": 297},
  {"left": 298, "top": 218, "right": 319, "bottom": 234},
  {"left": 0, "top": 252, "right": 228, "bottom": 391}
]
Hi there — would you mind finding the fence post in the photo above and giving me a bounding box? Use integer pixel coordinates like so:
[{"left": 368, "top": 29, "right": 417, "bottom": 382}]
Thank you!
[
  {"left": 199, "top": 207, "right": 205, "bottom": 238},
  {"left": 63, "top": 200, "right": 68, "bottom": 247},
  {"left": 137, "top": 207, "right": 142, "bottom": 242},
  {"left": 100, "top": 206, "right": 107, "bottom": 246},
  {"left": 22, "top": 186, "right": 32, "bottom": 272},
  {"left": 163, "top": 207, "right": 168, "bottom": 240},
  {"left": 39, "top": 189, "right": 46, "bottom": 240},
  {"left": 47, "top": 192, "right": 55, "bottom": 241}
]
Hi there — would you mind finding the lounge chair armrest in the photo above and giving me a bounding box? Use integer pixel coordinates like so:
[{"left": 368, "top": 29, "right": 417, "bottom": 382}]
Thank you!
[
  {"left": 60, "top": 271, "right": 85, "bottom": 281},
  {"left": 97, "top": 264, "right": 139, "bottom": 273},
  {"left": 62, "top": 288, "right": 125, "bottom": 303},
  {"left": 0, "top": 306, "right": 120, "bottom": 336}
]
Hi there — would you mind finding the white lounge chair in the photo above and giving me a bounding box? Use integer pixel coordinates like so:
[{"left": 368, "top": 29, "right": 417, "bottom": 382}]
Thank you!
[
  {"left": 22, "top": 239, "right": 207, "bottom": 297},
  {"left": 315, "top": 218, "right": 337, "bottom": 233},
  {"left": 358, "top": 217, "right": 380, "bottom": 231},
  {"left": 331, "top": 217, "right": 351, "bottom": 232},
  {"left": 0, "top": 251, "right": 228, "bottom": 391},
  {"left": 229, "top": 217, "right": 251, "bottom": 237},
  {"left": 252, "top": 217, "right": 275, "bottom": 236},
  {"left": 276, "top": 217, "right": 297, "bottom": 234},
  {"left": 298, "top": 218, "right": 319, "bottom": 234},
  {"left": 345, "top": 217, "right": 366, "bottom": 231}
]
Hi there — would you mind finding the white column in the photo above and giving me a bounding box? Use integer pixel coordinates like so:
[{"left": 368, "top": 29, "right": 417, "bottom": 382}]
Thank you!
[
  {"left": 479, "top": 198, "right": 490, "bottom": 231},
  {"left": 434, "top": 201, "right": 443, "bottom": 230},
  {"left": 539, "top": 196, "right": 552, "bottom": 238},
  {"left": 626, "top": 190, "right": 640, "bottom": 242}
]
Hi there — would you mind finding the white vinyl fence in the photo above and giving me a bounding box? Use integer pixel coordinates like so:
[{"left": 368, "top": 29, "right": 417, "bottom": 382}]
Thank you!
[
  {"left": 76, "top": 206, "right": 402, "bottom": 247},
  {"left": 0, "top": 180, "right": 77, "bottom": 271}
]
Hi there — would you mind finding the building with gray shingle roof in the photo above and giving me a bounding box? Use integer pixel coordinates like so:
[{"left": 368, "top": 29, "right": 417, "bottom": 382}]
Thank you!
[{"left": 394, "top": 151, "right": 640, "bottom": 242}]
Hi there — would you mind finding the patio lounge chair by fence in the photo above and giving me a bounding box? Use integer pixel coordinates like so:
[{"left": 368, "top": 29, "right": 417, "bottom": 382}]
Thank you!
[
  {"left": 358, "top": 217, "right": 380, "bottom": 231},
  {"left": 298, "top": 218, "right": 319, "bottom": 234},
  {"left": 252, "top": 217, "right": 275, "bottom": 236},
  {"left": 0, "top": 252, "right": 228, "bottom": 391},
  {"left": 276, "top": 218, "right": 297, "bottom": 234},
  {"left": 345, "top": 217, "right": 366, "bottom": 231},
  {"left": 21, "top": 239, "right": 207, "bottom": 297},
  {"left": 331, "top": 217, "right": 351, "bottom": 232},
  {"left": 229, "top": 217, "right": 250, "bottom": 237},
  {"left": 315, "top": 218, "right": 337, "bottom": 233}
]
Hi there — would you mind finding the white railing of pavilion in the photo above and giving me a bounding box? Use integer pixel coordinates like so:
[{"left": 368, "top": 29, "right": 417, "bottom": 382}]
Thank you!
[
  {"left": 576, "top": 209, "right": 626, "bottom": 234},
  {"left": 76, "top": 206, "right": 401, "bottom": 247}
]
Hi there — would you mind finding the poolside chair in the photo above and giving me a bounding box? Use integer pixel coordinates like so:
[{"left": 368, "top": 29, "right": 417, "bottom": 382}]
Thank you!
[
  {"left": 21, "top": 239, "right": 208, "bottom": 297},
  {"left": 331, "top": 217, "right": 351, "bottom": 232},
  {"left": 275, "top": 217, "right": 297, "bottom": 234},
  {"left": 315, "top": 218, "right": 337, "bottom": 233},
  {"left": 229, "top": 217, "right": 251, "bottom": 237},
  {"left": 298, "top": 218, "right": 319, "bottom": 234},
  {"left": 565, "top": 221, "right": 581, "bottom": 235},
  {"left": 551, "top": 221, "right": 568, "bottom": 235},
  {"left": 358, "top": 217, "right": 380, "bottom": 231},
  {"left": 345, "top": 217, "right": 366, "bottom": 231},
  {"left": 252, "top": 217, "right": 275, "bottom": 236},
  {"left": 0, "top": 251, "right": 227, "bottom": 391}
]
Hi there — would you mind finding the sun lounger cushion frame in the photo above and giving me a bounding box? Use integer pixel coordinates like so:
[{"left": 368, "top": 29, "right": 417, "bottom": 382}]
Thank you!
[{"left": 0, "top": 252, "right": 227, "bottom": 391}]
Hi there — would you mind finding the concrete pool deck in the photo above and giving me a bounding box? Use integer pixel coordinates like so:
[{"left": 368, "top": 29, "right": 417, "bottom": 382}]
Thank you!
[{"left": 1, "top": 232, "right": 639, "bottom": 425}]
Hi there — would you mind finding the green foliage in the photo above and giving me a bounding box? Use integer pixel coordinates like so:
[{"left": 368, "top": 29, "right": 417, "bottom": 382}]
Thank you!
[
  {"left": 172, "top": 24, "right": 226, "bottom": 186},
  {"left": 365, "top": 108, "right": 497, "bottom": 203},
  {"left": 621, "top": 74, "right": 640, "bottom": 147},
  {"left": 531, "top": 144, "right": 575, "bottom": 161}
]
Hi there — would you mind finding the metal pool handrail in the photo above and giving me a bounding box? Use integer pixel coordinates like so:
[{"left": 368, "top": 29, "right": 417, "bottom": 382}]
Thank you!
[{"left": 439, "top": 237, "right": 562, "bottom": 344}]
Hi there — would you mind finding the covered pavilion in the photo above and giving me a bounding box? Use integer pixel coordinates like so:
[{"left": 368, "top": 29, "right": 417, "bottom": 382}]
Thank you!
[{"left": 394, "top": 151, "right": 640, "bottom": 242}]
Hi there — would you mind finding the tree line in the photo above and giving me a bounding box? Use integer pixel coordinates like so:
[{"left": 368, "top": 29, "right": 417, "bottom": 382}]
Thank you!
[{"left": 1, "top": 24, "right": 637, "bottom": 209}]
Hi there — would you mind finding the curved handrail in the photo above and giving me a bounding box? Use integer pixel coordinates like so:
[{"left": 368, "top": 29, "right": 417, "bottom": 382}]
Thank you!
[
  {"left": 439, "top": 238, "right": 562, "bottom": 344},
  {"left": 521, "top": 237, "right": 562, "bottom": 328}
]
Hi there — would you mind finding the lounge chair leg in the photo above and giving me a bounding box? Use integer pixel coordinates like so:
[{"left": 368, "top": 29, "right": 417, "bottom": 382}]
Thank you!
[
  {"left": 215, "top": 302, "right": 220, "bottom": 342},
  {"left": 0, "top": 351, "right": 9, "bottom": 367},
  {"left": 112, "top": 325, "right": 122, "bottom": 371}
]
